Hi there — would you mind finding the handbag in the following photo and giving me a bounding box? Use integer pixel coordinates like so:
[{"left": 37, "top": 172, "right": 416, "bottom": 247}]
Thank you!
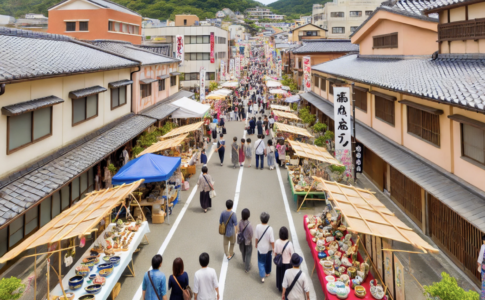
[
  {"left": 147, "top": 271, "right": 162, "bottom": 300},
  {"left": 285, "top": 270, "right": 302, "bottom": 300},
  {"left": 237, "top": 223, "right": 250, "bottom": 245},
  {"left": 273, "top": 241, "right": 290, "bottom": 268},
  {"left": 219, "top": 212, "right": 234, "bottom": 235},
  {"left": 203, "top": 176, "right": 216, "bottom": 199},
  {"left": 173, "top": 275, "right": 193, "bottom": 300}
]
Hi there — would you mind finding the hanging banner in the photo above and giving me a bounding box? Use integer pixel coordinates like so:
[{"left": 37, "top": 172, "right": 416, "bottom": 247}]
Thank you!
[
  {"left": 355, "top": 142, "right": 363, "bottom": 173},
  {"left": 229, "top": 59, "right": 234, "bottom": 79},
  {"left": 333, "top": 86, "right": 353, "bottom": 180},
  {"left": 278, "top": 59, "right": 282, "bottom": 78},
  {"left": 210, "top": 32, "right": 215, "bottom": 63},
  {"left": 200, "top": 67, "right": 206, "bottom": 102},
  {"left": 383, "top": 239, "right": 394, "bottom": 297},
  {"left": 303, "top": 56, "right": 311, "bottom": 92},
  {"left": 225, "top": 63, "right": 229, "bottom": 81},
  {"left": 394, "top": 254, "right": 405, "bottom": 300},
  {"left": 220, "top": 61, "right": 224, "bottom": 82},
  {"left": 175, "top": 35, "right": 184, "bottom": 65},
  {"left": 235, "top": 56, "right": 241, "bottom": 78}
]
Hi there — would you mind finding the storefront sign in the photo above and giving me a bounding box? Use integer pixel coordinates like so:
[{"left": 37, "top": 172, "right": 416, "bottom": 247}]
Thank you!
[
  {"left": 175, "top": 35, "right": 184, "bottom": 65},
  {"left": 200, "top": 67, "right": 206, "bottom": 101},
  {"left": 278, "top": 59, "right": 282, "bottom": 78},
  {"left": 229, "top": 59, "right": 234, "bottom": 79},
  {"left": 303, "top": 56, "right": 311, "bottom": 92},
  {"left": 394, "top": 254, "right": 405, "bottom": 300},
  {"left": 383, "top": 239, "right": 394, "bottom": 297},
  {"left": 220, "top": 61, "right": 224, "bottom": 81},
  {"left": 235, "top": 56, "right": 241, "bottom": 78},
  {"left": 333, "top": 86, "right": 352, "bottom": 179},
  {"left": 210, "top": 32, "right": 215, "bottom": 63},
  {"left": 356, "top": 142, "right": 363, "bottom": 173},
  {"left": 376, "top": 237, "right": 383, "bottom": 277}
]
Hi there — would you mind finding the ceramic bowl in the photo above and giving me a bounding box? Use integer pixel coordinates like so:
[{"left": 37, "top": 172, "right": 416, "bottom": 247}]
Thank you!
[
  {"left": 79, "top": 295, "right": 96, "bottom": 300},
  {"left": 97, "top": 263, "right": 113, "bottom": 271},
  {"left": 102, "top": 256, "right": 111, "bottom": 263},
  {"left": 88, "top": 274, "right": 97, "bottom": 281},
  {"left": 68, "top": 275, "right": 84, "bottom": 291},
  {"left": 354, "top": 285, "right": 366, "bottom": 298},
  {"left": 56, "top": 292, "right": 75, "bottom": 300},
  {"left": 83, "top": 256, "right": 100, "bottom": 265},
  {"left": 326, "top": 276, "right": 335, "bottom": 282},
  {"left": 99, "top": 268, "right": 113, "bottom": 278},
  {"left": 323, "top": 261, "right": 333, "bottom": 269},
  {"left": 85, "top": 284, "right": 102, "bottom": 295},
  {"left": 75, "top": 269, "right": 90, "bottom": 278},
  {"left": 81, "top": 262, "right": 95, "bottom": 271},
  {"left": 326, "top": 282, "right": 337, "bottom": 295},
  {"left": 109, "top": 256, "right": 121, "bottom": 267}
]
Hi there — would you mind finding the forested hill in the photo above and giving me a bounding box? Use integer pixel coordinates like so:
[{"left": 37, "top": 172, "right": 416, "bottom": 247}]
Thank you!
[
  {"left": 0, "top": 0, "right": 265, "bottom": 20},
  {"left": 268, "top": 0, "right": 331, "bottom": 16}
]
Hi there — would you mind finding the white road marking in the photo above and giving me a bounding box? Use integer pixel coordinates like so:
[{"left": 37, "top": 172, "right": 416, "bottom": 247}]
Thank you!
[
  {"left": 133, "top": 145, "right": 216, "bottom": 300},
  {"left": 275, "top": 165, "right": 317, "bottom": 300}
]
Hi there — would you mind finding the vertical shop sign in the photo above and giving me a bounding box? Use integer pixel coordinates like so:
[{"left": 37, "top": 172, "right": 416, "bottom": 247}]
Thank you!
[
  {"left": 210, "top": 33, "right": 215, "bottom": 63},
  {"left": 394, "top": 254, "right": 405, "bottom": 300},
  {"left": 229, "top": 59, "right": 234, "bottom": 79},
  {"left": 220, "top": 61, "right": 224, "bottom": 82},
  {"left": 278, "top": 60, "right": 282, "bottom": 78},
  {"left": 383, "top": 239, "right": 394, "bottom": 297},
  {"left": 175, "top": 35, "right": 184, "bottom": 65},
  {"left": 333, "top": 86, "right": 353, "bottom": 180},
  {"left": 235, "top": 56, "right": 241, "bottom": 78},
  {"left": 200, "top": 67, "right": 206, "bottom": 102},
  {"left": 303, "top": 56, "right": 311, "bottom": 92},
  {"left": 355, "top": 142, "right": 363, "bottom": 173},
  {"left": 365, "top": 234, "right": 372, "bottom": 258},
  {"left": 376, "top": 237, "right": 383, "bottom": 277}
]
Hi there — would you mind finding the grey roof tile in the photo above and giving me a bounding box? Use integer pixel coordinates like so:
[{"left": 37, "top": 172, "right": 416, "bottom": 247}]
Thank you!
[
  {"left": 0, "top": 28, "right": 139, "bottom": 83},
  {"left": 69, "top": 86, "right": 107, "bottom": 99},
  {"left": 1, "top": 95, "right": 63, "bottom": 116},
  {"left": 108, "top": 79, "right": 133, "bottom": 88},
  {"left": 50, "top": 0, "right": 140, "bottom": 16},
  {"left": 291, "top": 39, "right": 359, "bottom": 54}
]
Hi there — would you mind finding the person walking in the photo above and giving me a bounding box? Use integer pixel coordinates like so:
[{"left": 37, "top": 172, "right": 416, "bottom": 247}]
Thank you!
[
  {"left": 255, "top": 212, "right": 274, "bottom": 283},
  {"left": 238, "top": 208, "right": 253, "bottom": 273},
  {"left": 263, "top": 116, "right": 269, "bottom": 136},
  {"left": 245, "top": 138, "right": 253, "bottom": 168},
  {"left": 168, "top": 258, "right": 189, "bottom": 300},
  {"left": 197, "top": 166, "right": 213, "bottom": 213},
  {"left": 142, "top": 255, "right": 167, "bottom": 300},
  {"left": 274, "top": 227, "right": 294, "bottom": 292},
  {"left": 231, "top": 137, "right": 239, "bottom": 169},
  {"left": 210, "top": 120, "right": 217, "bottom": 142},
  {"left": 219, "top": 200, "right": 238, "bottom": 260},
  {"left": 282, "top": 254, "right": 310, "bottom": 300},
  {"left": 254, "top": 135, "right": 266, "bottom": 170},
  {"left": 267, "top": 139, "right": 276, "bottom": 170},
  {"left": 249, "top": 117, "right": 256, "bottom": 135},
  {"left": 256, "top": 117, "right": 263, "bottom": 136},
  {"left": 239, "top": 138, "right": 246, "bottom": 167},
  {"left": 194, "top": 253, "right": 220, "bottom": 300},
  {"left": 216, "top": 134, "right": 225, "bottom": 166},
  {"left": 276, "top": 139, "right": 287, "bottom": 168}
]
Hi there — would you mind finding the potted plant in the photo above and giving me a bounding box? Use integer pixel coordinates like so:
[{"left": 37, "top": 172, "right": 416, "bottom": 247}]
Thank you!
[
  {"left": 107, "top": 164, "right": 117, "bottom": 175},
  {"left": 0, "top": 277, "right": 25, "bottom": 300}
]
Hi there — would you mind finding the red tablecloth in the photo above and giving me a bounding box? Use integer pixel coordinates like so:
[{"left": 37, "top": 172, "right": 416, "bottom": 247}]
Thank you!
[{"left": 303, "top": 215, "right": 374, "bottom": 300}]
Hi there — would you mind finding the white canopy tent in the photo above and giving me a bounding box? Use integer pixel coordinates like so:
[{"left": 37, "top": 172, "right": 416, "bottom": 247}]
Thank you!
[
  {"left": 213, "top": 89, "right": 233, "bottom": 95},
  {"left": 221, "top": 81, "right": 239, "bottom": 88},
  {"left": 170, "top": 97, "right": 210, "bottom": 118},
  {"left": 269, "top": 89, "right": 287, "bottom": 95},
  {"left": 266, "top": 81, "right": 282, "bottom": 88},
  {"left": 281, "top": 86, "right": 291, "bottom": 90}
]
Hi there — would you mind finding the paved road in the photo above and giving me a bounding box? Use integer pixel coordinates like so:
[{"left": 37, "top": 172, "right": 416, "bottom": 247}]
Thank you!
[{"left": 117, "top": 117, "right": 325, "bottom": 300}]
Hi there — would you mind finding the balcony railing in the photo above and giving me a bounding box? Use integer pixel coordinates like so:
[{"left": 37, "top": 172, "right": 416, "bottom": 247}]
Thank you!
[{"left": 438, "top": 18, "right": 485, "bottom": 42}]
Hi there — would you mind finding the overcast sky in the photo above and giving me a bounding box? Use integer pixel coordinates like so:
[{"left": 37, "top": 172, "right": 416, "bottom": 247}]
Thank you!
[{"left": 258, "top": 0, "right": 278, "bottom": 5}]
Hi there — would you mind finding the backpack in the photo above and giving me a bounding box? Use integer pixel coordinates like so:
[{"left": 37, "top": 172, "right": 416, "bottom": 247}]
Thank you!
[
  {"left": 237, "top": 223, "right": 249, "bottom": 245},
  {"left": 219, "top": 212, "right": 234, "bottom": 235}
]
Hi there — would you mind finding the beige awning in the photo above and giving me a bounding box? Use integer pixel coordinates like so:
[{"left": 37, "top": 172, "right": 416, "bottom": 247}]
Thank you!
[
  {"left": 161, "top": 121, "right": 203, "bottom": 139},
  {"left": 274, "top": 122, "right": 313, "bottom": 138},
  {"left": 271, "top": 104, "right": 291, "bottom": 112},
  {"left": 0, "top": 181, "right": 143, "bottom": 263},
  {"left": 288, "top": 140, "right": 342, "bottom": 166},
  {"left": 137, "top": 133, "right": 189, "bottom": 157},
  {"left": 273, "top": 110, "right": 300, "bottom": 121},
  {"left": 312, "top": 177, "right": 438, "bottom": 253}
]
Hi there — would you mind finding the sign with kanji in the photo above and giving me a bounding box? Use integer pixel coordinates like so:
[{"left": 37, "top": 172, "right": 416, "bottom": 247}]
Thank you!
[
  {"left": 235, "top": 56, "right": 241, "bottom": 78},
  {"left": 210, "top": 32, "right": 215, "bottom": 63},
  {"left": 333, "top": 86, "right": 352, "bottom": 179},
  {"left": 303, "top": 56, "right": 311, "bottom": 92},
  {"left": 220, "top": 61, "right": 224, "bottom": 82},
  {"left": 175, "top": 35, "right": 184, "bottom": 65},
  {"left": 200, "top": 67, "right": 206, "bottom": 101},
  {"left": 355, "top": 142, "right": 363, "bottom": 173},
  {"left": 229, "top": 59, "right": 234, "bottom": 78}
]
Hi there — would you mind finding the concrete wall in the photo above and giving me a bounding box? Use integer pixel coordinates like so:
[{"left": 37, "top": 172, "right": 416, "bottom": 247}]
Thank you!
[
  {"left": 0, "top": 68, "right": 132, "bottom": 178},
  {"left": 175, "top": 15, "right": 199, "bottom": 26}
]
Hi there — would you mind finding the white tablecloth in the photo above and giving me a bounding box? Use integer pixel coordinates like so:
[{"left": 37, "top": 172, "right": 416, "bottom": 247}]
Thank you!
[{"left": 51, "top": 222, "right": 150, "bottom": 300}]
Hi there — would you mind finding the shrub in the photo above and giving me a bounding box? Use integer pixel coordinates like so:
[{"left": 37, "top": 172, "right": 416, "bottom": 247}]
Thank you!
[
  {"left": 314, "top": 136, "right": 326, "bottom": 147},
  {"left": 313, "top": 122, "right": 327, "bottom": 133},
  {"left": 323, "top": 130, "right": 334, "bottom": 141},
  {"left": 423, "top": 272, "right": 479, "bottom": 300},
  {"left": 0, "top": 277, "right": 25, "bottom": 300},
  {"left": 291, "top": 103, "right": 298, "bottom": 111},
  {"left": 108, "top": 164, "right": 117, "bottom": 175},
  {"left": 330, "top": 165, "right": 346, "bottom": 174}
]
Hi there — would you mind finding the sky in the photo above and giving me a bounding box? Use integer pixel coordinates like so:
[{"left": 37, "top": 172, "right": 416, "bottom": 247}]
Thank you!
[{"left": 258, "top": 0, "right": 278, "bottom": 5}]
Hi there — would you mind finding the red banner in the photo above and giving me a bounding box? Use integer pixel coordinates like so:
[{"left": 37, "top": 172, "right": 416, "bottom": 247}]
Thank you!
[{"left": 210, "top": 32, "right": 215, "bottom": 63}]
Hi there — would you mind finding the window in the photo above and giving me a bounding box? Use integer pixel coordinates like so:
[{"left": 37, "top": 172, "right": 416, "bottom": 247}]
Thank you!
[
  {"left": 332, "top": 27, "right": 345, "bottom": 34},
  {"left": 122, "top": 24, "right": 128, "bottom": 33},
  {"left": 365, "top": 10, "right": 373, "bottom": 16},
  {"left": 40, "top": 197, "right": 51, "bottom": 227},
  {"left": 203, "top": 35, "right": 210, "bottom": 43},
  {"left": 331, "top": 12, "right": 344, "bottom": 18},
  {"left": 24, "top": 207, "right": 38, "bottom": 235},
  {"left": 353, "top": 89, "right": 367, "bottom": 112},
  {"left": 9, "top": 216, "right": 23, "bottom": 247},
  {"left": 184, "top": 19, "right": 187, "bottom": 25},
  {"left": 115, "top": 22, "right": 120, "bottom": 32},
  {"left": 349, "top": 11, "right": 362, "bottom": 17},
  {"left": 462, "top": 124, "right": 485, "bottom": 164},
  {"left": 66, "top": 22, "right": 76, "bottom": 31},
  {"left": 329, "top": 84, "right": 334, "bottom": 95},
  {"left": 141, "top": 84, "right": 152, "bottom": 98},
  {"left": 108, "top": 21, "right": 113, "bottom": 31},
  {"left": 8, "top": 107, "right": 52, "bottom": 153},
  {"left": 158, "top": 79, "right": 166, "bottom": 91},
  {"left": 79, "top": 21, "right": 88, "bottom": 31},
  {"left": 350, "top": 26, "right": 359, "bottom": 33},
  {"left": 170, "top": 76, "right": 177, "bottom": 86},
  {"left": 321, "top": 78, "right": 326, "bottom": 91},
  {"left": 111, "top": 86, "right": 127, "bottom": 109},
  {"left": 72, "top": 95, "right": 98, "bottom": 125},
  {"left": 375, "top": 96, "right": 395, "bottom": 126},
  {"left": 407, "top": 106, "right": 440, "bottom": 146},
  {"left": 207, "top": 72, "right": 215, "bottom": 80},
  {"left": 185, "top": 52, "right": 211, "bottom": 60},
  {"left": 305, "top": 31, "right": 318, "bottom": 36},
  {"left": 314, "top": 76, "right": 319, "bottom": 88},
  {"left": 373, "top": 32, "right": 398, "bottom": 49}
]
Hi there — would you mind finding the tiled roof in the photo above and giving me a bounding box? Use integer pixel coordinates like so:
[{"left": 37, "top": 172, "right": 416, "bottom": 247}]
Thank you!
[
  {"left": 291, "top": 39, "right": 359, "bottom": 54},
  {"left": 91, "top": 40, "right": 179, "bottom": 66},
  {"left": 275, "top": 43, "right": 299, "bottom": 49},
  {"left": 0, "top": 114, "right": 155, "bottom": 225},
  {"left": 393, "top": 0, "right": 439, "bottom": 17},
  {"left": 140, "top": 78, "right": 157, "bottom": 84},
  {"left": 0, "top": 28, "right": 139, "bottom": 83},
  {"left": 312, "top": 54, "right": 485, "bottom": 111},
  {"left": 50, "top": 0, "right": 140, "bottom": 16},
  {"left": 1, "top": 96, "right": 64, "bottom": 116},
  {"left": 422, "top": 0, "right": 476, "bottom": 11},
  {"left": 140, "top": 104, "right": 179, "bottom": 120},
  {"left": 108, "top": 79, "right": 133, "bottom": 88},
  {"left": 69, "top": 85, "right": 107, "bottom": 99}
]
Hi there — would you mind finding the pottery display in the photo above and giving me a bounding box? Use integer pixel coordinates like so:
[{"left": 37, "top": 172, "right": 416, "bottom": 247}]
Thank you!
[
  {"left": 347, "top": 267, "right": 357, "bottom": 279},
  {"left": 310, "top": 229, "right": 317, "bottom": 236},
  {"left": 109, "top": 256, "right": 121, "bottom": 267},
  {"left": 88, "top": 274, "right": 97, "bottom": 281},
  {"left": 99, "top": 268, "right": 113, "bottom": 278},
  {"left": 326, "top": 282, "right": 337, "bottom": 295},
  {"left": 81, "top": 262, "right": 95, "bottom": 271},
  {"left": 336, "top": 286, "right": 350, "bottom": 300},
  {"left": 354, "top": 285, "right": 366, "bottom": 298},
  {"left": 75, "top": 265, "right": 90, "bottom": 277},
  {"left": 341, "top": 256, "right": 353, "bottom": 267},
  {"left": 339, "top": 274, "right": 350, "bottom": 285},
  {"left": 79, "top": 295, "right": 96, "bottom": 300},
  {"left": 83, "top": 256, "right": 100, "bottom": 265},
  {"left": 97, "top": 263, "right": 113, "bottom": 271},
  {"left": 326, "top": 276, "right": 335, "bottom": 282},
  {"left": 85, "top": 284, "right": 102, "bottom": 295},
  {"left": 337, "top": 266, "right": 346, "bottom": 274},
  {"left": 370, "top": 280, "right": 386, "bottom": 299},
  {"left": 56, "top": 292, "right": 75, "bottom": 300},
  {"left": 68, "top": 275, "right": 84, "bottom": 291},
  {"left": 351, "top": 276, "right": 364, "bottom": 288}
]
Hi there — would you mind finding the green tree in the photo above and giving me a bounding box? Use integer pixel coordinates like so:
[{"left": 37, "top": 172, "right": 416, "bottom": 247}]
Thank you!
[
  {"left": 423, "top": 272, "right": 479, "bottom": 300},
  {"left": 0, "top": 277, "right": 25, "bottom": 300}
]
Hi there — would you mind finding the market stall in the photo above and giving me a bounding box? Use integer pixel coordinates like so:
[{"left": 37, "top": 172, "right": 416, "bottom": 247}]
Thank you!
[
  {"left": 220, "top": 81, "right": 239, "bottom": 88},
  {"left": 266, "top": 81, "right": 282, "bottom": 88},
  {"left": 272, "top": 110, "right": 300, "bottom": 123},
  {"left": 304, "top": 178, "right": 438, "bottom": 300},
  {"left": 136, "top": 134, "right": 188, "bottom": 157},
  {"left": 269, "top": 89, "right": 287, "bottom": 95},
  {"left": 170, "top": 97, "right": 210, "bottom": 119},
  {"left": 272, "top": 122, "right": 313, "bottom": 142},
  {"left": 0, "top": 181, "right": 146, "bottom": 300},
  {"left": 161, "top": 121, "right": 204, "bottom": 140},
  {"left": 285, "top": 95, "right": 301, "bottom": 103},
  {"left": 271, "top": 104, "right": 291, "bottom": 112}
]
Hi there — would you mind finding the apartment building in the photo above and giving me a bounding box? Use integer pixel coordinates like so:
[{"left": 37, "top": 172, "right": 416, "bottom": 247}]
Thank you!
[
  {"left": 312, "top": 4, "right": 325, "bottom": 27},
  {"left": 245, "top": 7, "right": 285, "bottom": 20},
  {"left": 143, "top": 24, "right": 229, "bottom": 88},
  {"left": 320, "top": 0, "right": 382, "bottom": 39}
]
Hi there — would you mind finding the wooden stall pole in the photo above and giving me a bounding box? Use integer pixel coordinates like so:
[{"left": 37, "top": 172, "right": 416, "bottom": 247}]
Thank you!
[
  {"left": 50, "top": 263, "right": 68, "bottom": 300},
  {"left": 297, "top": 181, "right": 315, "bottom": 212},
  {"left": 34, "top": 247, "right": 37, "bottom": 300},
  {"left": 46, "top": 259, "right": 50, "bottom": 300}
]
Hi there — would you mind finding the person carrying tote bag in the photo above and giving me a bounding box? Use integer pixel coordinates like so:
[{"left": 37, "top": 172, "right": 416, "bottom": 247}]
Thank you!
[{"left": 173, "top": 276, "right": 192, "bottom": 300}]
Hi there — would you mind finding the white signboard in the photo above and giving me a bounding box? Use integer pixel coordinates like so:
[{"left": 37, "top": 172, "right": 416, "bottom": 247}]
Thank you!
[
  {"left": 333, "top": 86, "right": 353, "bottom": 179},
  {"left": 200, "top": 67, "right": 206, "bottom": 101},
  {"left": 303, "top": 56, "right": 311, "bottom": 92},
  {"left": 220, "top": 61, "right": 224, "bottom": 81},
  {"left": 235, "top": 56, "right": 241, "bottom": 78},
  {"left": 175, "top": 35, "right": 184, "bottom": 65},
  {"left": 229, "top": 59, "right": 235, "bottom": 79}
]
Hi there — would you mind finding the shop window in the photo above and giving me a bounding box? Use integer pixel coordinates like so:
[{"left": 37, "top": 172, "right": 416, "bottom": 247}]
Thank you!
[
  {"left": 8, "top": 107, "right": 52, "bottom": 153},
  {"left": 9, "top": 216, "right": 23, "bottom": 248},
  {"left": 170, "top": 76, "right": 177, "bottom": 87},
  {"left": 375, "top": 96, "right": 395, "bottom": 126},
  {"left": 40, "top": 197, "right": 52, "bottom": 227},
  {"left": 330, "top": 12, "right": 344, "bottom": 18},
  {"left": 462, "top": 123, "right": 485, "bottom": 164},
  {"left": 72, "top": 95, "right": 98, "bottom": 126},
  {"left": 159, "top": 79, "right": 166, "bottom": 91},
  {"left": 79, "top": 21, "right": 88, "bottom": 31},
  {"left": 88, "top": 168, "right": 94, "bottom": 192},
  {"left": 141, "top": 84, "right": 152, "bottom": 98},
  {"left": 66, "top": 22, "right": 76, "bottom": 31},
  {"left": 353, "top": 89, "right": 367, "bottom": 112},
  {"left": 25, "top": 207, "right": 38, "bottom": 235},
  {"left": 407, "top": 106, "right": 440, "bottom": 146},
  {"left": 80, "top": 172, "right": 88, "bottom": 197},
  {"left": 373, "top": 32, "right": 398, "bottom": 49},
  {"left": 332, "top": 27, "right": 345, "bottom": 34}
]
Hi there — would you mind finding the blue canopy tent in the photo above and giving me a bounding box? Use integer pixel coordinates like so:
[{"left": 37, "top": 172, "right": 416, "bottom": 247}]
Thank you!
[
  {"left": 112, "top": 154, "right": 181, "bottom": 185},
  {"left": 285, "top": 95, "right": 300, "bottom": 103}
]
